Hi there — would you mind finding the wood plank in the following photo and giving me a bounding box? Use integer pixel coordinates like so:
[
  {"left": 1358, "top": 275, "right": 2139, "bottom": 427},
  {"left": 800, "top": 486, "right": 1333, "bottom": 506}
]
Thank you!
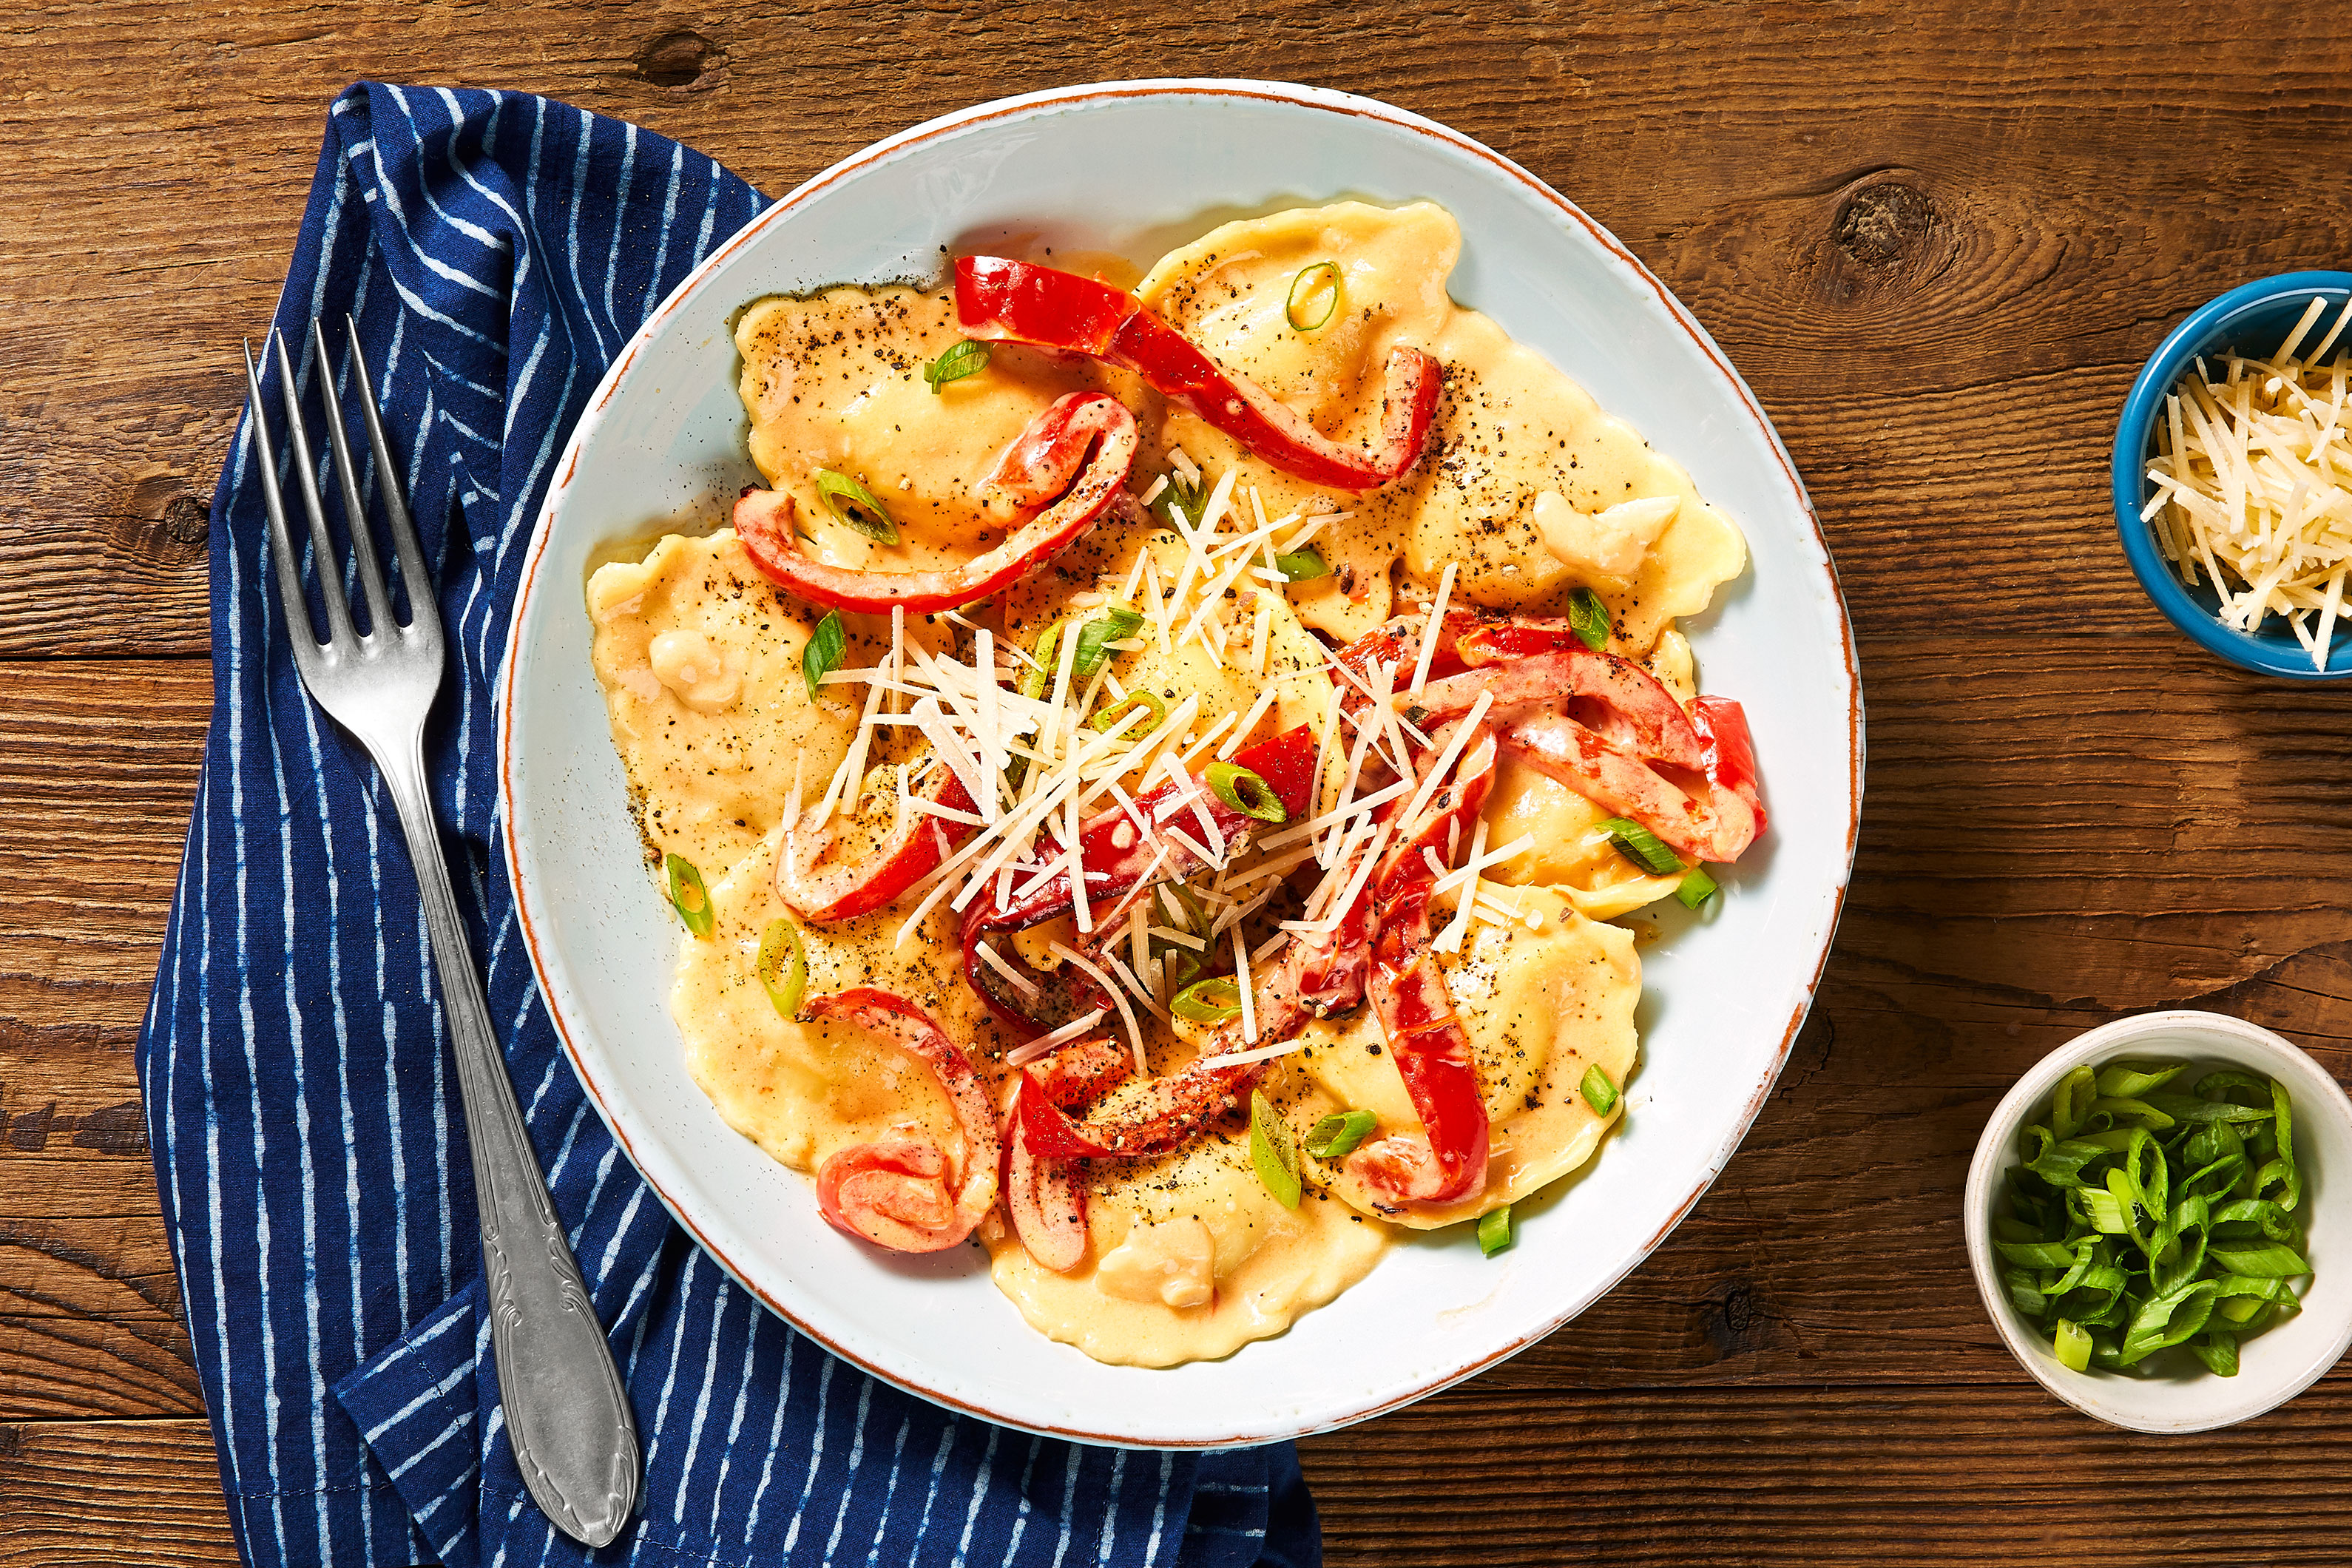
[
  {"left": 1301, "top": 1379, "right": 2352, "bottom": 1565},
  {"left": 8, "top": 1, "right": 2352, "bottom": 652},
  {"left": 0, "top": 1419, "right": 237, "bottom": 1568}
]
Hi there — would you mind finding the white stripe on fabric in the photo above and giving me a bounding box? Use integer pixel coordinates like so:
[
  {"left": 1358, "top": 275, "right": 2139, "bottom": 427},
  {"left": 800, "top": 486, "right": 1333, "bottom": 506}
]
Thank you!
[
  {"left": 564, "top": 109, "right": 609, "bottom": 359},
  {"left": 858, "top": 1413, "right": 914, "bottom": 1566},
  {"left": 1004, "top": 1436, "right": 1046, "bottom": 1561},
  {"left": 642, "top": 143, "right": 683, "bottom": 321},
  {"left": 739, "top": 1327, "right": 794, "bottom": 1545},
  {"left": 820, "top": 1378, "right": 876, "bottom": 1563},
  {"left": 778, "top": 1356, "right": 837, "bottom": 1555},
  {"left": 364, "top": 1332, "right": 474, "bottom": 1442},
  {"left": 1093, "top": 1449, "right": 1128, "bottom": 1564},
  {"left": 950, "top": 1423, "right": 1001, "bottom": 1568},
  {"left": 1050, "top": 1445, "right": 1081, "bottom": 1568},
  {"left": 601, "top": 122, "right": 637, "bottom": 346},
  {"left": 667, "top": 1276, "right": 727, "bottom": 1524},
  {"left": 703, "top": 1317, "right": 760, "bottom": 1542},
  {"left": 1142, "top": 1452, "right": 1175, "bottom": 1565},
  {"left": 386, "top": 85, "right": 511, "bottom": 252}
]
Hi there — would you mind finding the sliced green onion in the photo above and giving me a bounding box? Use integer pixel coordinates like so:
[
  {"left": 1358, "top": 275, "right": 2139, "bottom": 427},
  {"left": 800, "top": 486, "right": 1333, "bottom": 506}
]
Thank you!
[
  {"left": 1206, "top": 761, "right": 1286, "bottom": 823},
  {"left": 2050, "top": 1065, "right": 2097, "bottom": 1141},
  {"left": 1477, "top": 1205, "right": 1514, "bottom": 1257},
  {"left": 1305, "top": 1109, "right": 1378, "bottom": 1161},
  {"left": 924, "top": 338, "right": 990, "bottom": 393},
  {"left": 2119, "top": 1279, "right": 2221, "bottom": 1365},
  {"left": 756, "top": 918, "right": 806, "bottom": 1018},
  {"left": 1285, "top": 261, "right": 1341, "bottom": 332},
  {"left": 1021, "top": 607, "right": 1143, "bottom": 700},
  {"left": 1155, "top": 472, "right": 1203, "bottom": 531},
  {"left": 2258, "top": 1078, "right": 2301, "bottom": 1211},
  {"left": 1171, "top": 975, "right": 1243, "bottom": 1023},
  {"left": 1069, "top": 606, "right": 1143, "bottom": 680},
  {"left": 1994, "top": 1240, "right": 2081, "bottom": 1270},
  {"left": 814, "top": 468, "right": 899, "bottom": 544},
  {"left": 1598, "top": 817, "right": 1683, "bottom": 876},
  {"left": 802, "top": 609, "right": 845, "bottom": 702},
  {"left": 1089, "top": 689, "right": 1167, "bottom": 734},
  {"left": 663, "top": 854, "right": 714, "bottom": 938},
  {"left": 2095, "top": 1061, "right": 2190, "bottom": 1099},
  {"left": 1567, "top": 587, "right": 1612, "bottom": 652},
  {"left": 1274, "top": 547, "right": 1330, "bottom": 582},
  {"left": 1250, "top": 1089, "right": 1301, "bottom": 1209},
  {"left": 2189, "top": 1331, "right": 2240, "bottom": 1376},
  {"left": 1675, "top": 865, "right": 1718, "bottom": 909},
  {"left": 1580, "top": 1064, "right": 1620, "bottom": 1116},
  {"left": 2206, "top": 1243, "right": 2311, "bottom": 1278},
  {"left": 1996, "top": 1055, "right": 2308, "bottom": 1379}
]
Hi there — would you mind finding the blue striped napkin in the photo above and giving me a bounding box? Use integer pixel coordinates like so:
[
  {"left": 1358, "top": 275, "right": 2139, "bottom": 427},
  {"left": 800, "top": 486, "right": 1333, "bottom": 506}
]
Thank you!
[{"left": 137, "top": 81, "right": 1318, "bottom": 1568}]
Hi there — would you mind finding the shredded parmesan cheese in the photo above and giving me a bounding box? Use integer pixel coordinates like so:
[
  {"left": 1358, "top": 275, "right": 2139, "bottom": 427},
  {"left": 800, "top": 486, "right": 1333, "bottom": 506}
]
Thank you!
[{"left": 2149, "top": 297, "right": 2352, "bottom": 669}]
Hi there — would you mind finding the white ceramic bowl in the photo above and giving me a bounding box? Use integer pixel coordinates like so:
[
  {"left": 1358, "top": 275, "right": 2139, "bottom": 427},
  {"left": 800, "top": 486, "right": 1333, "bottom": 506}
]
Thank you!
[
  {"left": 1965, "top": 1010, "right": 2352, "bottom": 1433},
  {"left": 498, "top": 79, "right": 1862, "bottom": 1446}
]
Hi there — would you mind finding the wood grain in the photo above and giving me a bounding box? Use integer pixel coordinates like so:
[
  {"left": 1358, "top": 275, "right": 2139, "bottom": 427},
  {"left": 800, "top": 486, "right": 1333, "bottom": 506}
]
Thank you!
[
  {"left": 12, "top": 0, "right": 2352, "bottom": 1561},
  {"left": 0, "top": 1420, "right": 237, "bottom": 1567},
  {"left": 7, "top": 1, "right": 2352, "bottom": 652},
  {"left": 1302, "top": 1380, "right": 2352, "bottom": 1565}
]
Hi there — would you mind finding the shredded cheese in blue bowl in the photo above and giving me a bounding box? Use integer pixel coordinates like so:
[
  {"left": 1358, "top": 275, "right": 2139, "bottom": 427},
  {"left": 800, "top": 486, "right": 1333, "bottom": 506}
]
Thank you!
[{"left": 2112, "top": 271, "right": 2352, "bottom": 679}]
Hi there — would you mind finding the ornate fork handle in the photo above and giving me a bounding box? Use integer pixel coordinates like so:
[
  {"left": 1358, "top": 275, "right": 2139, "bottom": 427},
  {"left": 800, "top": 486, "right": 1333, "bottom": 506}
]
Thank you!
[
  {"left": 246, "top": 320, "right": 640, "bottom": 1545},
  {"left": 378, "top": 737, "right": 641, "bottom": 1542}
]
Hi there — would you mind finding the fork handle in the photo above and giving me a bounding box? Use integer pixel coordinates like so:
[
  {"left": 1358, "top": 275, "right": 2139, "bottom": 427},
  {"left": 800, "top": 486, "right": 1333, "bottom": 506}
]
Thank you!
[{"left": 379, "top": 738, "right": 641, "bottom": 1547}]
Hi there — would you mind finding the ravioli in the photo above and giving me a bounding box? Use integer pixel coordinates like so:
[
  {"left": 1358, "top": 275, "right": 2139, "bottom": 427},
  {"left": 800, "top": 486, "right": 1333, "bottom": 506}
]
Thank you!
[
  {"left": 1135, "top": 202, "right": 1746, "bottom": 653},
  {"left": 1292, "top": 885, "right": 1639, "bottom": 1229},
  {"left": 584, "top": 200, "right": 1751, "bottom": 1368}
]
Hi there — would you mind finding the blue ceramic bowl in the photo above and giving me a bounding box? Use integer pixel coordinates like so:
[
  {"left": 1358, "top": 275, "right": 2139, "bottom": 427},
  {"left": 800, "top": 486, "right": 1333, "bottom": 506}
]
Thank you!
[{"left": 2112, "top": 271, "right": 2352, "bottom": 680}]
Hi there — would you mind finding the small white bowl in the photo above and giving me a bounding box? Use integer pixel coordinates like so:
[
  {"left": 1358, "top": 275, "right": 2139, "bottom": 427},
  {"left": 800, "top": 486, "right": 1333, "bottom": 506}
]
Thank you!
[{"left": 1965, "top": 1010, "right": 2352, "bottom": 1433}]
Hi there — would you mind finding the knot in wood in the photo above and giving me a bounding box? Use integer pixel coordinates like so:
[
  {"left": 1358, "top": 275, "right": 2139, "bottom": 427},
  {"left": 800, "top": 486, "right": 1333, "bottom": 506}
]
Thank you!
[
  {"left": 635, "top": 30, "right": 727, "bottom": 90},
  {"left": 1831, "top": 180, "right": 1934, "bottom": 267},
  {"left": 1703, "top": 1281, "right": 1773, "bottom": 1358}
]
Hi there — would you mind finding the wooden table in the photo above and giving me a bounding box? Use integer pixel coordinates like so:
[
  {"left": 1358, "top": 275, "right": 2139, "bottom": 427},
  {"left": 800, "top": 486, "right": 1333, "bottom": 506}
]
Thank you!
[{"left": 8, "top": 4, "right": 2352, "bottom": 1562}]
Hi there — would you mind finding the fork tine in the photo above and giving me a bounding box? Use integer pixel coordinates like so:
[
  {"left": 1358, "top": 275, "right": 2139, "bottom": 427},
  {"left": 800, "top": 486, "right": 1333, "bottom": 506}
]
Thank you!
[
  {"left": 243, "top": 340, "right": 327, "bottom": 672},
  {"left": 343, "top": 315, "right": 439, "bottom": 646},
  {"left": 269, "top": 328, "right": 360, "bottom": 650},
  {"left": 308, "top": 319, "right": 399, "bottom": 638}
]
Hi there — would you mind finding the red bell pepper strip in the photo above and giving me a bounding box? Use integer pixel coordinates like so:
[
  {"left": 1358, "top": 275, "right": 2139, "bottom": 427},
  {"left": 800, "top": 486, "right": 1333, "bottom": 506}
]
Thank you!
[
  {"left": 1498, "top": 709, "right": 1760, "bottom": 863},
  {"left": 1692, "top": 696, "right": 1768, "bottom": 842},
  {"left": 1327, "top": 606, "right": 1481, "bottom": 726},
  {"left": 998, "top": 1038, "right": 1134, "bottom": 1273},
  {"left": 1295, "top": 720, "right": 1498, "bottom": 1016},
  {"left": 1030, "top": 1035, "right": 1135, "bottom": 1109},
  {"left": 779, "top": 763, "right": 979, "bottom": 925},
  {"left": 1346, "top": 877, "right": 1491, "bottom": 1207},
  {"left": 1016, "top": 1045, "right": 1273, "bottom": 1160},
  {"left": 956, "top": 257, "right": 1444, "bottom": 493},
  {"left": 804, "top": 989, "right": 1000, "bottom": 1252},
  {"left": 732, "top": 390, "right": 1140, "bottom": 615},
  {"left": 1013, "top": 943, "right": 1325, "bottom": 1160},
  {"left": 1414, "top": 648, "right": 1705, "bottom": 771},
  {"left": 1003, "top": 1101, "right": 1088, "bottom": 1273}
]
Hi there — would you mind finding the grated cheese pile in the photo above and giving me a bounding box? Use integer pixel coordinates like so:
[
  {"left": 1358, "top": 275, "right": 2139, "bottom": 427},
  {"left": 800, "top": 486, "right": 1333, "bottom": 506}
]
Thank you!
[
  {"left": 2144, "top": 296, "right": 2352, "bottom": 669},
  {"left": 793, "top": 456, "right": 1535, "bottom": 1069}
]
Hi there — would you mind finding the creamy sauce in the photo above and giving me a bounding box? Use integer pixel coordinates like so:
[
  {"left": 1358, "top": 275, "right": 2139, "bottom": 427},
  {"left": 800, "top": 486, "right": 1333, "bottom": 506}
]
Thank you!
[
  {"left": 587, "top": 201, "right": 1746, "bottom": 1368},
  {"left": 1132, "top": 202, "right": 1746, "bottom": 647}
]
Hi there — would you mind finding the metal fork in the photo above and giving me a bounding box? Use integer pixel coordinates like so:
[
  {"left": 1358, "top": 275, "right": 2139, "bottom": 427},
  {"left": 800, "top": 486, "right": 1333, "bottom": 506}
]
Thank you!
[{"left": 243, "top": 320, "right": 640, "bottom": 1547}]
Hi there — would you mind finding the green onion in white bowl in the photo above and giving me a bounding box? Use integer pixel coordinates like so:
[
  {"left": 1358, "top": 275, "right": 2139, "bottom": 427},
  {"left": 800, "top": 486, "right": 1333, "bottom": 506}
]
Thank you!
[{"left": 1965, "top": 1011, "right": 2352, "bottom": 1434}]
